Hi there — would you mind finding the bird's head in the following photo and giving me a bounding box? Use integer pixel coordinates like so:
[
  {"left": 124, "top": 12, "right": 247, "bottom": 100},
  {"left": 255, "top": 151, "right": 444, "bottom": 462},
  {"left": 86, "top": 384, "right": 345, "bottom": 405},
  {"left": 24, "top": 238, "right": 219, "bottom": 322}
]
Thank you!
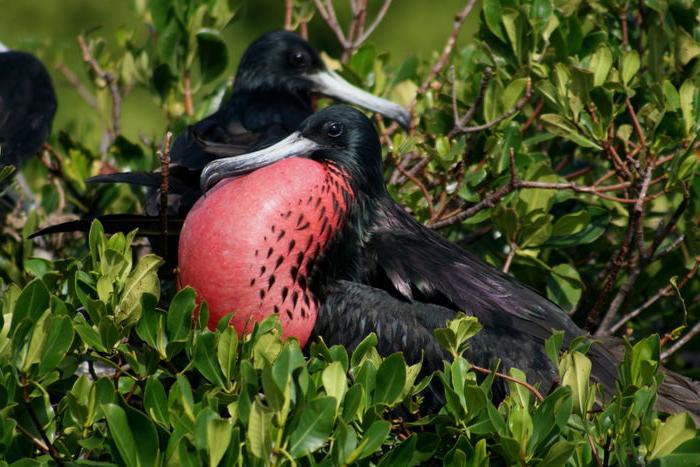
[
  {"left": 200, "top": 105, "right": 386, "bottom": 197},
  {"left": 233, "top": 30, "right": 410, "bottom": 128}
]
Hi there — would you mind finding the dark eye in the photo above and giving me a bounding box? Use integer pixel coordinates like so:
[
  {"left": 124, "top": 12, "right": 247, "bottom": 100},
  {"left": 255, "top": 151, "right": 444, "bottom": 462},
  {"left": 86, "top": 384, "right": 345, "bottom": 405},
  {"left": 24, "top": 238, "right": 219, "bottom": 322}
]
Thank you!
[
  {"left": 289, "top": 50, "right": 307, "bottom": 68},
  {"left": 327, "top": 122, "right": 344, "bottom": 138}
]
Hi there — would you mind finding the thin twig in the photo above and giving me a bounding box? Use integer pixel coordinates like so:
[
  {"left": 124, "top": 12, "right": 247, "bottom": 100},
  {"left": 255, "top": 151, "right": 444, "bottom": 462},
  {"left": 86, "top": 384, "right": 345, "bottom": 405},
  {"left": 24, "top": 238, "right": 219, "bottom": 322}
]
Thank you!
[
  {"left": 15, "top": 423, "right": 51, "bottom": 455},
  {"left": 470, "top": 364, "right": 545, "bottom": 402},
  {"left": 625, "top": 96, "right": 646, "bottom": 149},
  {"left": 55, "top": 61, "right": 98, "bottom": 110},
  {"left": 450, "top": 78, "right": 532, "bottom": 137},
  {"left": 313, "top": 0, "right": 349, "bottom": 48},
  {"left": 183, "top": 71, "right": 194, "bottom": 117},
  {"left": 354, "top": 0, "right": 393, "bottom": 45},
  {"left": 413, "top": 0, "right": 479, "bottom": 102},
  {"left": 610, "top": 259, "right": 699, "bottom": 334},
  {"left": 77, "top": 35, "right": 121, "bottom": 143},
  {"left": 22, "top": 381, "right": 64, "bottom": 464},
  {"left": 447, "top": 67, "right": 493, "bottom": 138},
  {"left": 595, "top": 165, "right": 653, "bottom": 334},
  {"left": 284, "top": 0, "right": 294, "bottom": 30},
  {"left": 158, "top": 132, "right": 173, "bottom": 260},
  {"left": 502, "top": 244, "right": 517, "bottom": 273},
  {"left": 661, "top": 319, "right": 700, "bottom": 361},
  {"left": 391, "top": 153, "right": 436, "bottom": 219}
]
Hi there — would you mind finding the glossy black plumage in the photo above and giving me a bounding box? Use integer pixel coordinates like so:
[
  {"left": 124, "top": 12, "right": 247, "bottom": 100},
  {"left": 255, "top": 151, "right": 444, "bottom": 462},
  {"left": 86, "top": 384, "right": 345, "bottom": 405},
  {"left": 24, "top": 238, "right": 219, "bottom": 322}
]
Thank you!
[
  {"left": 0, "top": 50, "right": 57, "bottom": 167},
  {"left": 200, "top": 105, "right": 700, "bottom": 420}
]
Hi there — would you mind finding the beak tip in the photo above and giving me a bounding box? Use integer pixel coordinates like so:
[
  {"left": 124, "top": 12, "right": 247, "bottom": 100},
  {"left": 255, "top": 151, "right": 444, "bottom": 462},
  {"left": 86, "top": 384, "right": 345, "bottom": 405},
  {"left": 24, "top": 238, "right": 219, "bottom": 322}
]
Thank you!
[{"left": 397, "top": 110, "right": 411, "bottom": 131}]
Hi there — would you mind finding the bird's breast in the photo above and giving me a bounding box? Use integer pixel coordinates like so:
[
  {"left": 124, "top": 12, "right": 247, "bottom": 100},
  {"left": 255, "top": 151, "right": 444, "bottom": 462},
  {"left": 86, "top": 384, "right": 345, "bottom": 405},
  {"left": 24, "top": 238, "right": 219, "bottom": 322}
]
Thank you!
[{"left": 178, "top": 157, "right": 353, "bottom": 346}]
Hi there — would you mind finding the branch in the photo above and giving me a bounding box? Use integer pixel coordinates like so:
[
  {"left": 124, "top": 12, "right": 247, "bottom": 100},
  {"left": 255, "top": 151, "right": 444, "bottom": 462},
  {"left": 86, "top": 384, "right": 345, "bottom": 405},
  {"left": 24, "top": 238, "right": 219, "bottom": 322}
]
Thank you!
[
  {"left": 661, "top": 320, "right": 700, "bottom": 361},
  {"left": 55, "top": 61, "right": 98, "bottom": 110},
  {"left": 427, "top": 150, "right": 649, "bottom": 229},
  {"left": 313, "top": 0, "right": 350, "bottom": 48},
  {"left": 594, "top": 165, "right": 653, "bottom": 334},
  {"left": 284, "top": 0, "right": 294, "bottom": 30},
  {"left": 449, "top": 77, "right": 532, "bottom": 137},
  {"left": 354, "top": 0, "right": 393, "bottom": 45},
  {"left": 22, "top": 381, "right": 64, "bottom": 464},
  {"left": 77, "top": 35, "right": 122, "bottom": 143},
  {"left": 158, "top": 132, "right": 173, "bottom": 261},
  {"left": 470, "top": 363, "right": 545, "bottom": 402},
  {"left": 447, "top": 67, "right": 493, "bottom": 139},
  {"left": 390, "top": 152, "right": 436, "bottom": 219},
  {"left": 609, "top": 259, "right": 699, "bottom": 334},
  {"left": 502, "top": 243, "right": 517, "bottom": 273}
]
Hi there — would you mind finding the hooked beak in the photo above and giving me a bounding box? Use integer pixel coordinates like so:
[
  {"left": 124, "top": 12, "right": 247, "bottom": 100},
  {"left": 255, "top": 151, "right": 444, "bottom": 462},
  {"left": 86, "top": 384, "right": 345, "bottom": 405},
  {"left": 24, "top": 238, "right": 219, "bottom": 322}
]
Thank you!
[
  {"left": 200, "top": 132, "right": 320, "bottom": 192},
  {"left": 308, "top": 70, "right": 411, "bottom": 130}
]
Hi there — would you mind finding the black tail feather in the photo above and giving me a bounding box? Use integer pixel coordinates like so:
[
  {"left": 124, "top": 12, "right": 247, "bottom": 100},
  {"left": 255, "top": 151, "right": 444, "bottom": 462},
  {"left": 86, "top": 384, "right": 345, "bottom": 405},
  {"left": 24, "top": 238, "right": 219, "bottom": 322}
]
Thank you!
[{"left": 29, "top": 214, "right": 183, "bottom": 239}]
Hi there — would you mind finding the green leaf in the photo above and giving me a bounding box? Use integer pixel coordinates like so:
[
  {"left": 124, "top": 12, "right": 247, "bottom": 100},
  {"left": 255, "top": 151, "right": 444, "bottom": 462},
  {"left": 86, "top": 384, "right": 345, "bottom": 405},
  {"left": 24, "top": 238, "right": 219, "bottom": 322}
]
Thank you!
[
  {"left": 195, "top": 408, "right": 232, "bottom": 467},
  {"left": 561, "top": 351, "right": 593, "bottom": 416},
  {"left": 551, "top": 210, "right": 589, "bottom": 237},
  {"left": 103, "top": 404, "right": 138, "bottom": 467},
  {"left": 650, "top": 438, "right": 700, "bottom": 467},
  {"left": 649, "top": 413, "right": 697, "bottom": 460},
  {"left": 588, "top": 46, "right": 613, "bottom": 86},
  {"left": 351, "top": 333, "right": 378, "bottom": 367},
  {"left": 353, "top": 420, "right": 392, "bottom": 460},
  {"left": 167, "top": 287, "right": 195, "bottom": 341},
  {"left": 289, "top": 397, "right": 336, "bottom": 458},
  {"left": 246, "top": 400, "right": 272, "bottom": 460},
  {"left": 537, "top": 440, "right": 577, "bottom": 467},
  {"left": 622, "top": 50, "right": 641, "bottom": 86},
  {"left": 193, "top": 331, "right": 226, "bottom": 388},
  {"left": 196, "top": 29, "right": 228, "bottom": 84},
  {"left": 483, "top": 0, "right": 506, "bottom": 42},
  {"left": 680, "top": 80, "right": 697, "bottom": 135},
  {"left": 217, "top": 326, "right": 238, "bottom": 382},
  {"left": 374, "top": 353, "right": 407, "bottom": 406},
  {"left": 322, "top": 361, "right": 347, "bottom": 412},
  {"left": 38, "top": 315, "right": 74, "bottom": 375},
  {"left": 378, "top": 434, "right": 418, "bottom": 467},
  {"left": 117, "top": 254, "right": 163, "bottom": 326},
  {"left": 11, "top": 279, "right": 50, "bottom": 333},
  {"left": 540, "top": 114, "right": 602, "bottom": 149},
  {"left": 546, "top": 206, "right": 609, "bottom": 247},
  {"left": 677, "top": 28, "right": 700, "bottom": 65},
  {"left": 144, "top": 377, "right": 169, "bottom": 429},
  {"left": 546, "top": 263, "right": 583, "bottom": 313}
]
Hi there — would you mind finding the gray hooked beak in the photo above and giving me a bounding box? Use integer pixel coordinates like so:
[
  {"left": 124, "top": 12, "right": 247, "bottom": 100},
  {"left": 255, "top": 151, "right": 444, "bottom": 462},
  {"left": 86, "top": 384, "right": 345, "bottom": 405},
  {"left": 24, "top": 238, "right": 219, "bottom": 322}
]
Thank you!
[
  {"left": 308, "top": 70, "right": 411, "bottom": 130},
  {"left": 200, "top": 132, "right": 320, "bottom": 192}
]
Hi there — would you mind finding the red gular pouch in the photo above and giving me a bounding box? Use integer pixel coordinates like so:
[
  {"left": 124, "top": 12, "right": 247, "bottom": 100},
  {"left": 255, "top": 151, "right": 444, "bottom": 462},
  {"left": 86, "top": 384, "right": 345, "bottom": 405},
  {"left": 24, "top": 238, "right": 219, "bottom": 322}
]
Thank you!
[{"left": 179, "top": 157, "right": 353, "bottom": 346}]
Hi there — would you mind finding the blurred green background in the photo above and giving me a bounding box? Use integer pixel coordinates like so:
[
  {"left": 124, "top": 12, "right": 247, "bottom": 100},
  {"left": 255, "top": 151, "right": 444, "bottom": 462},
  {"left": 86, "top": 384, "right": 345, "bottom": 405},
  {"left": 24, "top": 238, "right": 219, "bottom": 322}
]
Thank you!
[{"left": 0, "top": 0, "right": 477, "bottom": 150}]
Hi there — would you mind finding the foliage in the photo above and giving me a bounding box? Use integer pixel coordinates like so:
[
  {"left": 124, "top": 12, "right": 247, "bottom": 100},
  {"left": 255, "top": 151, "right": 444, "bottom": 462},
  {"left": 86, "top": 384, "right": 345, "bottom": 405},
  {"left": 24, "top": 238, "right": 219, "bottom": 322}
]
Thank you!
[
  {"left": 0, "top": 222, "right": 698, "bottom": 465},
  {"left": 1, "top": 0, "right": 700, "bottom": 464}
]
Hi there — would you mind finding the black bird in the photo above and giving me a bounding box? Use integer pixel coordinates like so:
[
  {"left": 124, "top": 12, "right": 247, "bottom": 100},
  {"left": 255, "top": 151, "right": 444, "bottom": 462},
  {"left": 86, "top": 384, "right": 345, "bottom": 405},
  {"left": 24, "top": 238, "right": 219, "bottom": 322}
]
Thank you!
[
  {"left": 59, "top": 30, "right": 409, "bottom": 259},
  {"left": 0, "top": 45, "right": 57, "bottom": 217},
  {"left": 187, "top": 105, "right": 700, "bottom": 420},
  {"left": 0, "top": 47, "right": 57, "bottom": 168}
]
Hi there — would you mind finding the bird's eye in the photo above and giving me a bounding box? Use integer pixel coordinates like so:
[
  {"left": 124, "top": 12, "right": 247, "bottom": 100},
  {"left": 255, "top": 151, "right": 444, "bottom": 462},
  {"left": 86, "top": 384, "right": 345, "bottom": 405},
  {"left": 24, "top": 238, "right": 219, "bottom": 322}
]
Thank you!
[
  {"left": 327, "top": 122, "right": 344, "bottom": 138},
  {"left": 289, "top": 50, "right": 307, "bottom": 68}
]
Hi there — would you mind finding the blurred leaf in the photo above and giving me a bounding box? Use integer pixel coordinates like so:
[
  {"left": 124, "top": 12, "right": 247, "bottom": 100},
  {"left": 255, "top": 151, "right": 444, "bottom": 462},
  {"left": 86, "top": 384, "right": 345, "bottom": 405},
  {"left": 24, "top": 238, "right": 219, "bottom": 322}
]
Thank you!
[
  {"left": 648, "top": 413, "right": 697, "bottom": 460},
  {"left": 196, "top": 29, "right": 228, "bottom": 84}
]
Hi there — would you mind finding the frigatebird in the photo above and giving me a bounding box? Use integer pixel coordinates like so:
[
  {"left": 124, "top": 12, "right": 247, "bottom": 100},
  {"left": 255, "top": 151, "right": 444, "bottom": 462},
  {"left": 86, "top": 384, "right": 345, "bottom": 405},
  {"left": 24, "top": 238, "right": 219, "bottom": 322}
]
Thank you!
[
  {"left": 0, "top": 48, "right": 57, "bottom": 167},
  {"left": 0, "top": 46, "right": 57, "bottom": 217},
  {"left": 64, "top": 30, "right": 409, "bottom": 258},
  {"left": 182, "top": 105, "right": 700, "bottom": 418}
]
